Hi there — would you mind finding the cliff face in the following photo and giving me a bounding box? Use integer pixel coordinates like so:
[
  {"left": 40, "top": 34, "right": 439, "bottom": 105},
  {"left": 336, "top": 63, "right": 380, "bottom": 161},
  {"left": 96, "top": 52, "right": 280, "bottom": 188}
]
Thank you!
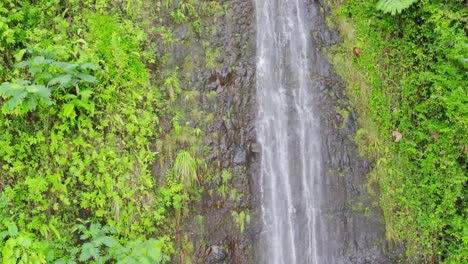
[
  {"left": 165, "top": 0, "right": 258, "bottom": 263},
  {"left": 182, "top": 0, "right": 258, "bottom": 262},
  {"left": 166, "top": 0, "right": 392, "bottom": 263}
]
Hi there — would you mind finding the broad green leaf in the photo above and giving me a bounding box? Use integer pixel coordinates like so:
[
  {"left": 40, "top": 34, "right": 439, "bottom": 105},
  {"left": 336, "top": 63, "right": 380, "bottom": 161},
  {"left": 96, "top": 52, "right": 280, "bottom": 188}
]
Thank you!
[
  {"left": 80, "top": 63, "right": 99, "bottom": 71},
  {"left": 89, "top": 223, "right": 101, "bottom": 237},
  {"left": 48, "top": 74, "right": 72, "bottom": 88},
  {"left": 16, "top": 79, "right": 31, "bottom": 86},
  {"left": 376, "top": 0, "right": 418, "bottom": 15},
  {"left": 15, "top": 60, "right": 30, "bottom": 68},
  {"left": 51, "top": 61, "right": 72, "bottom": 69},
  {"left": 96, "top": 236, "right": 117, "bottom": 247},
  {"left": 8, "top": 224, "right": 18, "bottom": 237},
  {"left": 77, "top": 73, "right": 97, "bottom": 83},
  {"left": 29, "top": 85, "right": 52, "bottom": 104},
  {"left": 0, "top": 82, "right": 12, "bottom": 95},
  {"left": 6, "top": 90, "right": 27, "bottom": 110},
  {"left": 31, "top": 56, "right": 53, "bottom": 65},
  {"left": 30, "top": 66, "right": 45, "bottom": 75},
  {"left": 62, "top": 63, "right": 79, "bottom": 74},
  {"left": 0, "top": 231, "right": 8, "bottom": 240},
  {"left": 79, "top": 243, "right": 99, "bottom": 261},
  {"left": 17, "top": 236, "right": 32, "bottom": 247},
  {"left": 25, "top": 97, "right": 38, "bottom": 111}
]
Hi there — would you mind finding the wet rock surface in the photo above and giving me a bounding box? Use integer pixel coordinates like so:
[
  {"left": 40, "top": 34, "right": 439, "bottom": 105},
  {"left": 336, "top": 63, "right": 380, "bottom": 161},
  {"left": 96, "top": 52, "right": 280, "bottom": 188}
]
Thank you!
[
  {"left": 167, "top": 0, "right": 257, "bottom": 263},
  {"left": 207, "top": 245, "right": 228, "bottom": 263},
  {"left": 302, "top": 2, "right": 394, "bottom": 263},
  {"left": 164, "top": 0, "right": 397, "bottom": 262}
]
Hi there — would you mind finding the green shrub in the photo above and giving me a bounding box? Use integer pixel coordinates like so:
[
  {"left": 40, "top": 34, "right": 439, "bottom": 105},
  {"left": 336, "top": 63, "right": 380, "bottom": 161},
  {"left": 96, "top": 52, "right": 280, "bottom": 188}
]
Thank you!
[
  {"left": 0, "top": 0, "right": 217, "bottom": 261},
  {"left": 0, "top": 80, "right": 52, "bottom": 113}
]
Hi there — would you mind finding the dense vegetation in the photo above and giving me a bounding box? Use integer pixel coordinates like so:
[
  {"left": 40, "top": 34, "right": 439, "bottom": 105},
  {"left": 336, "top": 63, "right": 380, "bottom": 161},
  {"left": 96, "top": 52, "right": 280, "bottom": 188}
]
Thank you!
[
  {"left": 1, "top": 0, "right": 465, "bottom": 263},
  {"left": 328, "top": 0, "right": 467, "bottom": 262},
  {"left": 0, "top": 0, "right": 225, "bottom": 262}
]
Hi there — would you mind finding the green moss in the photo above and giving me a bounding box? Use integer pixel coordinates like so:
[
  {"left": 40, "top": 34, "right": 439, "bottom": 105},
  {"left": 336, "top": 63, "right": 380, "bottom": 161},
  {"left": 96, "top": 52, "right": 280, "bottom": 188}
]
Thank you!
[{"left": 334, "top": 106, "right": 350, "bottom": 129}]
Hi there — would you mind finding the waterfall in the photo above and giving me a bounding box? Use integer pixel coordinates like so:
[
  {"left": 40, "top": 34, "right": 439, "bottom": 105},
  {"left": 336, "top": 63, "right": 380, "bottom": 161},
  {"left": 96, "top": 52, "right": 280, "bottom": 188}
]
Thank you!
[{"left": 255, "top": 0, "right": 330, "bottom": 263}]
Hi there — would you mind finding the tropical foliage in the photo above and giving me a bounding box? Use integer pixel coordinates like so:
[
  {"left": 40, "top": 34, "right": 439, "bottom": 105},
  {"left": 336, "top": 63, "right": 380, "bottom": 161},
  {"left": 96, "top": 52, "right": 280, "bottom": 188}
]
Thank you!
[
  {"left": 329, "top": 0, "right": 467, "bottom": 262},
  {"left": 0, "top": 0, "right": 223, "bottom": 262},
  {"left": 376, "top": 0, "right": 419, "bottom": 15}
]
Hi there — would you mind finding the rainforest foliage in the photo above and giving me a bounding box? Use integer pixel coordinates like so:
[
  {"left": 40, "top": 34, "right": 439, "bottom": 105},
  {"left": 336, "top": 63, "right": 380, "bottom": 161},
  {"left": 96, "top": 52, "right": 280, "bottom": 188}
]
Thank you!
[
  {"left": 328, "top": 0, "right": 467, "bottom": 262},
  {"left": 0, "top": 0, "right": 224, "bottom": 262}
]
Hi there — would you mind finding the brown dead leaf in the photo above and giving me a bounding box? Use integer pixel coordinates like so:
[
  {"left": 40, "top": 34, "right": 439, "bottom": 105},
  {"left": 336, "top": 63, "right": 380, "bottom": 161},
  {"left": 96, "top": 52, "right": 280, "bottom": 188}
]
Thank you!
[
  {"left": 353, "top": 47, "right": 362, "bottom": 57},
  {"left": 432, "top": 132, "right": 439, "bottom": 139},
  {"left": 392, "top": 131, "right": 403, "bottom": 142}
]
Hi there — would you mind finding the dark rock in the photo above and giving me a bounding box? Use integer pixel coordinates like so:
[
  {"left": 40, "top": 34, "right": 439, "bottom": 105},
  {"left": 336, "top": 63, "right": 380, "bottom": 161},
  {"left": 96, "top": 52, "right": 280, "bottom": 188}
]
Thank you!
[
  {"left": 250, "top": 143, "right": 260, "bottom": 153},
  {"left": 233, "top": 148, "right": 246, "bottom": 164},
  {"left": 173, "top": 25, "right": 189, "bottom": 40},
  {"left": 207, "top": 245, "right": 227, "bottom": 263}
]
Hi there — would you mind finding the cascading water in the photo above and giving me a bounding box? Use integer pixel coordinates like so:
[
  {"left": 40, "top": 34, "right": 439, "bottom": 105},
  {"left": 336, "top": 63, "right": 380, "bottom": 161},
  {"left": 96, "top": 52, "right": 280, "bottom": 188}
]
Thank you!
[{"left": 255, "top": 0, "right": 331, "bottom": 263}]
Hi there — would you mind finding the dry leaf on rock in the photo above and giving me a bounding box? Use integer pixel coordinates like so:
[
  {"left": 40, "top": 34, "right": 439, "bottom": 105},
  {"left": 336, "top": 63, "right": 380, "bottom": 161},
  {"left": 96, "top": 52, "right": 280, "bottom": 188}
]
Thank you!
[{"left": 392, "top": 131, "right": 402, "bottom": 142}]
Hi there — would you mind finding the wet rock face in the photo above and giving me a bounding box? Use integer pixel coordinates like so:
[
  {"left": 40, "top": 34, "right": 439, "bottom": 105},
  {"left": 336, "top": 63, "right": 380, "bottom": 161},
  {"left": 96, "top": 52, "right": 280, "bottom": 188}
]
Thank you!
[
  {"left": 170, "top": 0, "right": 257, "bottom": 263},
  {"left": 200, "top": 1, "right": 257, "bottom": 262},
  {"left": 170, "top": 0, "right": 395, "bottom": 263},
  {"left": 319, "top": 77, "right": 393, "bottom": 264},
  {"left": 207, "top": 245, "right": 227, "bottom": 263},
  {"left": 307, "top": 2, "right": 394, "bottom": 264}
]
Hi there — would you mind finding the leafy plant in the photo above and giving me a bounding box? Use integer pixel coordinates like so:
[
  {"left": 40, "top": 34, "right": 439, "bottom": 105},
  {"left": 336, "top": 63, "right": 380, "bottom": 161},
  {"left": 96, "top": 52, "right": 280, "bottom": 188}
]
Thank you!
[
  {"left": 0, "top": 0, "right": 222, "bottom": 261},
  {"left": 60, "top": 89, "right": 95, "bottom": 122},
  {"left": 376, "top": 0, "right": 418, "bottom": 15},
  {"left": 75, "top": 221, "right": 117, "bottom": 263},
  {"left": 173, "top": 151, "right": 198, "bottom": 188},
  {"left": 0, "top": 54, "right": 98, "bottom": 114},
  {"left": 112, "top": 238, "right": 170, "bottom": 264},
  {"left": 15, "top": 55, "right": 98, "bottom": 92},
  {"left": 231, "top": 210, "right": 250, "bottom": 233},
  {"left": 217, "top": 169, "right": 232, "bottom": 198},
  {"left": 47, "top": 62, "right": 98, "bottom": 92},
  {"left": 0, "top": 223, "right": 51, "bottom": 264},
  {"left": 0, "top": 80, "right": 52, "bottom": 113}
]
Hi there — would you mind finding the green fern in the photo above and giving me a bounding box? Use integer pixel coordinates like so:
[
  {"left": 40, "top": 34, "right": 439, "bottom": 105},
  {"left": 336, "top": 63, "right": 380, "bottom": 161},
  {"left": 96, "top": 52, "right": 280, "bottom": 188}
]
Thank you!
[
  {"left": 75, "top": 222, "right": 117, "bottom": 262},
  {"left": 376, "top": 0, "right": 418, "bottom": 15}
]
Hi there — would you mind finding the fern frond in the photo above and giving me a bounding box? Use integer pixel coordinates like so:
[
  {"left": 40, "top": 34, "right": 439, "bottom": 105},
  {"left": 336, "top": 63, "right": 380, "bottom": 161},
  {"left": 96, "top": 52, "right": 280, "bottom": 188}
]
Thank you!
[{"left": 377, "top": 0, "right": 418, "bottom": 15}]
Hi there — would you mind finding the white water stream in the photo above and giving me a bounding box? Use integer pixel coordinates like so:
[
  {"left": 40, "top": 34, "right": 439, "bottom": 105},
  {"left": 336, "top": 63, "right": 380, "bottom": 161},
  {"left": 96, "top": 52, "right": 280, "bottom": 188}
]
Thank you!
[{"left": 255, "top": 0, "right": 331, "bottom": 263}]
